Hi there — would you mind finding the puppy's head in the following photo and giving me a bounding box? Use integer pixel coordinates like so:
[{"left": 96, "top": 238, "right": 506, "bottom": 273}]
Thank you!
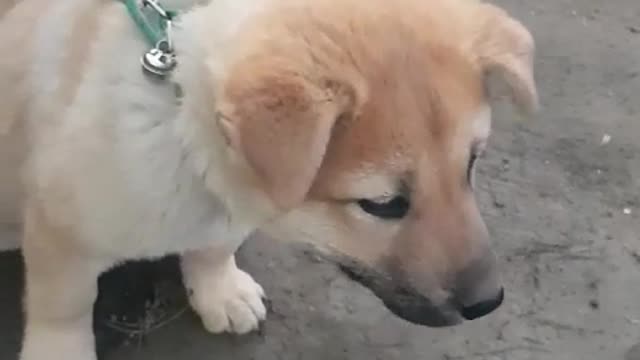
[{"left": 213, "top": 0, "right": 537, "bottom": 327}]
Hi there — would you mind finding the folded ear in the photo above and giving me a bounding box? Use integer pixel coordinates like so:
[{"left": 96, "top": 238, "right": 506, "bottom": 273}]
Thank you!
[
  {"left": 217, "top": 65, "right": 350, "bottom": 209},
  {"left": 473, "top": 4, "right": 539, "bottom": 114}
]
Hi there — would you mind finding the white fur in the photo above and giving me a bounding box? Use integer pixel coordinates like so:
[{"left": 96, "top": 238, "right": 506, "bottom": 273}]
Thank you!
[
  {"left": 0, "top": 227, "right": 19, "bottom": 250},
  {"left": 26, "top": 0, "right": 269, "bottom": 258},
  {"left": 15, "top": 1, "right": 272, "bottom": 359},
  {"left": 472, "top": 105, "right": 492, "bottom": 144}
]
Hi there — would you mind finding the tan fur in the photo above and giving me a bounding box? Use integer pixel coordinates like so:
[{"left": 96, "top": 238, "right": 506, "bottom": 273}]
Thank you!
[
  {"left": 224, "top": 0, "right": 536, "bottom": 275},
  {"left": 0, "top": 0, "right": 41, "bottom": 135},
  {"left": 0, "top": 0, "right": 19, "bottom": 18},
  {"left": 0, "top": 0, "right": 536, "bottom": 358},
  {"left": 58, "top": 2, "right": 103, "bottom": 109}
]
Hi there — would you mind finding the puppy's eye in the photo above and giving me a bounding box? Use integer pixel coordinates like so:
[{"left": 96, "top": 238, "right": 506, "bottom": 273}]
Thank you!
[
  {"left": 467, "top": 151, "right": 481, "bottom": 185},
  {"left": 357, "top": 196, "right": 410, "bottom": 220}
]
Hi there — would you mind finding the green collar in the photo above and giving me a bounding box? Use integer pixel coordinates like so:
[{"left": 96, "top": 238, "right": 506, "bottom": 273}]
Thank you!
[{"left": 123, "top": 0, "right": 177, "bottom": 47}]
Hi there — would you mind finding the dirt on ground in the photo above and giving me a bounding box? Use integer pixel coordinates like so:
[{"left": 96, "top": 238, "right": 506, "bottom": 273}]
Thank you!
[{"left": 1, "top": 0, "right": 639, "bottom": 359}]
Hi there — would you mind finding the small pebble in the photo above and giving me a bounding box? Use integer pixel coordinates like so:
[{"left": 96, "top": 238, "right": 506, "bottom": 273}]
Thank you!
[
  {"left": 623, "top": 208, "right": 632, "bottom": 215},
  {"left": 601, "top": 134, "right": 611, "bottom": 145}
]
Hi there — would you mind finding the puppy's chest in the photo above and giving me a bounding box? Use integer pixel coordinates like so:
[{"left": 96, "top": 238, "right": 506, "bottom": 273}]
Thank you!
[
  {"left": 128, "top": 196, "right": 234, "bottom": 258},
  {"left": 88, "top": 175, "right": 243, "bottom": 259},
  {"left": 74, "top": 117, "right": 247, "bottom": 259}
]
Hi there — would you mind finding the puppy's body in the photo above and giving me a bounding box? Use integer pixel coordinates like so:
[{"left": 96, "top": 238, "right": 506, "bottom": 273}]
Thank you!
[
  {"left": 3, "top": 0, "right": 260, "bottom": 255},
  {"left": 3, "top": 2, "right": 273, "bottom": 358},
  {"left": 0, "top": 0, "right": 537, "bottom": 359}
]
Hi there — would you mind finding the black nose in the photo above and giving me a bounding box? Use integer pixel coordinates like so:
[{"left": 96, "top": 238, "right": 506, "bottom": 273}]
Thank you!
[{"left": 460, "top": 287, "right": 504, "bottom": 320}]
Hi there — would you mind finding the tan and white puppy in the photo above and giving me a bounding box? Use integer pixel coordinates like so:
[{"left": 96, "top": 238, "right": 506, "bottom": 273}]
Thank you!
[{"left": 0, "top": 0, "right": 537, "bottom": 359}]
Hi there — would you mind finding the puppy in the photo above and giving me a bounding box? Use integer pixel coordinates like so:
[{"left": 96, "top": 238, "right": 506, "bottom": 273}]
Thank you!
[{"left": 0, "top": 0, "right": 537, "bottom": 359}]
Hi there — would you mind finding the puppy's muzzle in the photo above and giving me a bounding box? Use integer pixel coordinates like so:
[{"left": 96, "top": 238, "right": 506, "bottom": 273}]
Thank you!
[{"left": 338, "top": 251, "right": 504, "bottom": 327}]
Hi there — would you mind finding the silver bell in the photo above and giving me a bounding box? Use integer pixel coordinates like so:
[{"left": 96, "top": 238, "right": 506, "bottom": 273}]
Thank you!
[{"left": 141, "top": 40, "right": 176, "bottom": 77}]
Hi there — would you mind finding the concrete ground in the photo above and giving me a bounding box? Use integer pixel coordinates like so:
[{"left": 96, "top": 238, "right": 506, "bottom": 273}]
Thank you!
[{"left": 1, "top": 0, "right": 640, "bottom": 359}]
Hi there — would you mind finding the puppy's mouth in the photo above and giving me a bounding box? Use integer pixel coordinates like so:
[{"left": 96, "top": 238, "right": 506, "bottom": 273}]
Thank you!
[{"left": 332, "top": 257, "right": 463, "bottom": 327}]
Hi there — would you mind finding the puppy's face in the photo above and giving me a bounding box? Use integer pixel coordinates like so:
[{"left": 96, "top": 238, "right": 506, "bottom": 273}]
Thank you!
[{"left": 215, "top": 0, "right": 537, "bottom": 326}]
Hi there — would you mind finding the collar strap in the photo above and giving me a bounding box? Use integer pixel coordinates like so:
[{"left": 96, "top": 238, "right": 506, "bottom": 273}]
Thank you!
[{"left": 123, "top": 0, "right": 177, "bottom": 48}]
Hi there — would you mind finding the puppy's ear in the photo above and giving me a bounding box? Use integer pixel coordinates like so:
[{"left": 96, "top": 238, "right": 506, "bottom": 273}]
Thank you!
[
  {"left": 472, "top": 4, "right": 539, "bottom": 113},
  {"left": 218, "top": 65, "right": 350, "bottom": 209}
]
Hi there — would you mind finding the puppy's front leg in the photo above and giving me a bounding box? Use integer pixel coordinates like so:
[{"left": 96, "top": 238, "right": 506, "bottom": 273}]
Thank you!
[
  {"left": 181, "top": 249, "right": 266, "bottom": 335},
  {"left": 20, "top": 207, "right": 104, "bottom": 360}
]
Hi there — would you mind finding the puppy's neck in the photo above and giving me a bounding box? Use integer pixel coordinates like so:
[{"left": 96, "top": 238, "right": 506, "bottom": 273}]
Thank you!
[{"left": 170, "top": 0, "right": 279, "bottom": 228}]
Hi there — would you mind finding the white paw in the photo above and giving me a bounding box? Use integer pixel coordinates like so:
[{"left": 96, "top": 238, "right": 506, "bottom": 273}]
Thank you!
[{"left": 188, "top": 267, "right": 267, "bottom": 335}]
